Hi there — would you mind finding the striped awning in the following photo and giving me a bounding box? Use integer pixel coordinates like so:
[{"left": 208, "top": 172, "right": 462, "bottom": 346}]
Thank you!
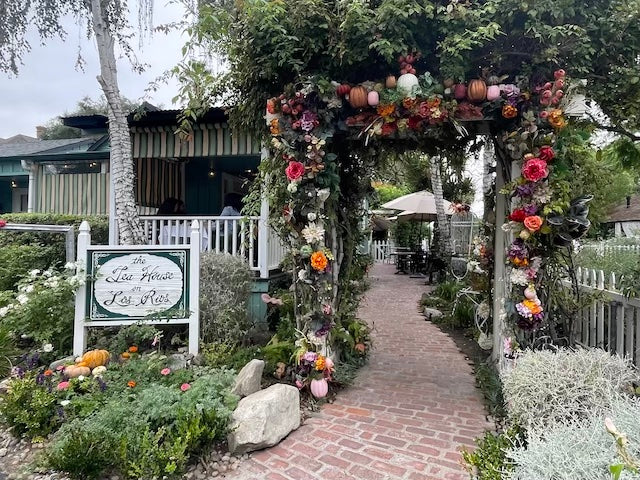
[{"left": 131, "top": 123, "right": 261, "bottom": 159}]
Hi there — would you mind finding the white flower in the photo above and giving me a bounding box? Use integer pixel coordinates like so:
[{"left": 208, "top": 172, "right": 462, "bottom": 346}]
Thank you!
[
  {"left": 317, "top": 188, "right": 330, "bottom": 202},
  {"left": 298, "top": 270, "right": 308, "bottom": 281},
  {"left": 92, "top": 366, "right": 107, "bottom": 377},
  {"left": 16, "top": 294, "right": 29, "bottom": 305},
  {"left": 301, "top": 222, "right": 325, "bottom": 244},
  {"left": 64, "top": 262, "right": 76, "bottom": 270},
  {"left": 307, "top": 212, "right": 317, "bottom": 221},
  {"left": 0, "top": 307, "right": 8, "bottom": 317},
  {"left": 29, "top": 269, "right": 41, "bottom": 278},
  {"left": 25, "top": 285, "right": 34, "bottom": 293},
  {"left": 43, "top": 270, "right": 52, "bottom": 278},
  {"left": 510, "top": 269, "right": 529, "bottom": 286},
  {"left": 60, "top": 400, "right": 70, "bottom": 407},
  {"left": 477, "top": 302, "right": 491, "bottom": 320},
  {"left": 43, "top": 343, "right": 54, "bottom": 353},
  {"left": 287, "top": 182, "right": 298, "bottom": 193},
  {"left": 77, "top": 375, "right": 85, "bottom": 381}
]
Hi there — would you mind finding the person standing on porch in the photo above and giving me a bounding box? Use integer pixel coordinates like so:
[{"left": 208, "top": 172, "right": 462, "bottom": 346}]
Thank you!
[{"left": 219, "top": 193, "right": 243, "bottom": 253}]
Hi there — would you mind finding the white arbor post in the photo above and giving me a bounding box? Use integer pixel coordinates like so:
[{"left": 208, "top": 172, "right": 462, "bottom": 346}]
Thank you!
[
  {"left": 73, "top": 221, "right": 92, "bottom": 356},
  {"left": 257, "top": 148, "right": 270, "bottom": 279},
  {"left": 188, "top": 220, "right": 201, "bottom": 355},
  {"left": 492, "top": 162, "right": 507, "bottom": 365}
]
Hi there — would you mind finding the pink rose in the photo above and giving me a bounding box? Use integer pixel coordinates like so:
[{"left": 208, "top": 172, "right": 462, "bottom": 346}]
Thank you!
[
  {"left": 57, "top": 381, "right": 70, "bottom": 391},
  {"left": 295, "top": 380, "right": 303, "bottom": 389},
  {"left": 161, "top": 368, "right": 171, "bottom": 376},
  {"left": 524, "top": 215, "right": 543, "bottom": 232},
  {"left": 285, "top": 161, "right": 305, "bottom": 181},
  {"left": 554, "top": 79, "right": 564, "bottom": 89},
  {"left": 322, "top": 304, "right": 332, "bottom": 315},
  {"left": 539, "top": 110, "right": 549, "bottom": 119},
  {"left": 539, "top": 146, "right": 555, "bottom": 163},
  {"left": 542, "top": 90, "right": 552, "bottom": 99},
  {"left": 554, "top": 69, "right": 566, "bottom": 79},
  {"left": 522, "top": 158, "right": 549, "bottom": 182},
  {"left": 180, "top": 383, "right": 191, "bottom": 392},
  {"left": 0, "top": 219, "right": 6, "bottom": 228}
]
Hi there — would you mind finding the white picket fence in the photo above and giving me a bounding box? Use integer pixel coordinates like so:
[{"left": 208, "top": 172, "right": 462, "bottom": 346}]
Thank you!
[
  {"left": 568, "top": 267, "right": 640, "bottom": 365},
  {"left": 580, "top": 243, "right": 640, "bottom": 255},
  {"left": 372, "top": 240, "right": 394, "bottom": 263}
]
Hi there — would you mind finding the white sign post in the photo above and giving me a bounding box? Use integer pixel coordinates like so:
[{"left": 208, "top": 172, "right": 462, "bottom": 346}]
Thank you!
[{"left": 73, "top": 220, "right": 200, "bottom": 356}]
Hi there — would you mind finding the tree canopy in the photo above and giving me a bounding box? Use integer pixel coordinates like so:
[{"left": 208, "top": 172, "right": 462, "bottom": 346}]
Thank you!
[{"left": 186, "top": 0, "right": 640, "bottom": 137}]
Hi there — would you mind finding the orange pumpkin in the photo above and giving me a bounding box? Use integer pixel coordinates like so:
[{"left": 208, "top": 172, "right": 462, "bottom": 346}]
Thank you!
[
  {"left": 78, "top": 349, "right": 110, "bottom": 369},
  {"left": 385, "top": 75, "right": 397, "bottom": 89},
  {"left": 467, "top": 79, "right": 487, "bottom": 102},
  {"left": 348, "top": 86, "right": 369, "bottom": 109}
]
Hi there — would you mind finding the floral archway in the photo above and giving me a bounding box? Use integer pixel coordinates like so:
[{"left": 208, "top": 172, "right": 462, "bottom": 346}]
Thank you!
[{"left": 263, "top": 63, "right": 588, "bottom": 391}]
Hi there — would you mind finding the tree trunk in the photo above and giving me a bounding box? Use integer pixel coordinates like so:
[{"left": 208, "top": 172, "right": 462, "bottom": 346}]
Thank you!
[
  {"left": 89, "top": 0, "right": 145, "bottom": 245},
  {"left": 429, "top": 155, "right": 452, "bottom": 257}
]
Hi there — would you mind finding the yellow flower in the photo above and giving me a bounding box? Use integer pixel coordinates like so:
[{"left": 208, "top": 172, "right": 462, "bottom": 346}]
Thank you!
[
  {"left": 548, "top": 109, "right": 567, "bottom": 129},
  {"left": 377, "top": 104, "right": 396, "bottom": 118},
  {"left": 310, "top": 251, "right": 328, "bottom": 272},
  {"left": 269, "top": 118, "right": 281, "bottom": 135},
  {"left": 315, "top": 355, "right": 326, "bottom": 371},
  {"left": 502, "top": 104, "right": 518, "bottom": 119}
]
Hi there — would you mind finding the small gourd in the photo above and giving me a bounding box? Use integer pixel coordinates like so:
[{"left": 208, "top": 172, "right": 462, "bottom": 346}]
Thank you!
[
  {"left": 385, "top": 75, "right": 397, "bottom": 89},
  {"left": 467, "top": 79, "right": 487, "bottom": 102},
  {"left": 77, "top": 349, "right": 110, "bottom": 369},
  {"left": 348, "top": 86, "right": 369, "bottom": 109},
  {"left": 65, "top": 365, "right": 91, "bottom": 378},
  {"left": 310, "top": 378, "right": 329, "bottom": 398},
  {"left": 454, "top": 83, "right": 467, "bottom": 100},
  {"left": 367, "top": 91, "right": 380, "bottom": 107},
  {"left": 486, "top": 85, "right": 501, "bottom": 101}
]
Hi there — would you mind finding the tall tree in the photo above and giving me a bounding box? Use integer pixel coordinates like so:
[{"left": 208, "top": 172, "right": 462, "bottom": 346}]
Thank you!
[{"left": 0, "top": 0, "right": 149, "bottom": 244}]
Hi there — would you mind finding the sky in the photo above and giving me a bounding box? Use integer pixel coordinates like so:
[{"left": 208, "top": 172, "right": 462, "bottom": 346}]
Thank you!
[{"left": 0, "top": 2, "right": 188, "bottom": 139}]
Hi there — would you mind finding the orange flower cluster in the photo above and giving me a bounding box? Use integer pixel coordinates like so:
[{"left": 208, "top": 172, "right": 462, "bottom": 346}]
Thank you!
[
  {"left": 315, "top": 355, "right": 326, "bottom": 371},
  {"left": 127, "top": 380, "right": 137, "bottom": 388},
  {"left": 377, "top": 104, "right": 395, "bottom": 118},
  {"left": 548, "top": 109, "right": 567, "bottom": 129},
  {"left": 310, "top": 251, "right": 328, "bottom": 271},
  {"left": 522, "top": 299, "right": 542, "bottom": 315},
  {"left": 269, "top": 118, "right": 281, "bottom": 135},
  {"left": 502, "top": 104, "right": 518, "bottom": 119},
  {"left": 512, "top": 257, "right": 529, "bottom": 267},
  {"left": 128, "top": 345, "right": 138, "bottom": 353}
]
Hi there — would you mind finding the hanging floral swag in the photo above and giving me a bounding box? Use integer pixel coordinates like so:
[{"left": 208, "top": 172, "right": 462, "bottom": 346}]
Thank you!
[{"left": 264, "top": 64, "right": 588, "bottom": 395}]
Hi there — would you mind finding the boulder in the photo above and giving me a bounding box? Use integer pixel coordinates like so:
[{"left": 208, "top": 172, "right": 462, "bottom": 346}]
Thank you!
[
  {"left": 0, "top": 378, "right": 10, "bottom": 395},
  {"left": 165, "top": 353, "right": 188, "bottom": 371},
  {"left": 231, "top": 359, "right": 264, "bottom": 397},
  {"left": 227, "top": 384, "right": 300, "bottom": 454},
  {"left": 49, "top": 355, "right": 76, "bottom": 371},
  {"left": 423, "top": 307, "right": 444, "bottom": 319}
]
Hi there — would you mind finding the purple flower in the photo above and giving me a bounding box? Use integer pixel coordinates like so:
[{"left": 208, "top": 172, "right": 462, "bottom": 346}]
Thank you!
[
  {"left": 516, "top": 182, "right": 536, "bottom": 197},
  {"left": 96, "top": 377, "right": 107, "bottom": 392},
  {"left": 523, "top": 204, "right": 538, "bottom": 216},
  {"left": 302, "top": 351, "right": 318, "bottom": 363},
  {"left": 508, "top": 239, "right": 528, "bottom": 260},
  {"left": 300, "top": 111, "right": 318, "bottom": 132},
  {"left": 315, "top": 322, "right": 331, "bottom": 337}
]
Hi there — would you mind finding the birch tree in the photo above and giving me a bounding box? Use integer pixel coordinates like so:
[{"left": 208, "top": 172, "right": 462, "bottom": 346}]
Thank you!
[
  {"left": 0, "top": 0, "right": 149, "bottom": 244},
  {"left": 429, "top": 155, "right": 453, "bottom": 258}
]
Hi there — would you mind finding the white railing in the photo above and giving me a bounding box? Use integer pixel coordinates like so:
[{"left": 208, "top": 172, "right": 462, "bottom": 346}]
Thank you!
[
  {"left": 566, "top": 267, "right": 640, "bottom": 365},
  {"left": 580, "top": 243, "right": 640, "bottom": 255},
  {"left": 371, "top": 240, "right": 394, "bottom": 263},
  {"left": 139, "top": 215, "right": 288, "bottom": 277}
]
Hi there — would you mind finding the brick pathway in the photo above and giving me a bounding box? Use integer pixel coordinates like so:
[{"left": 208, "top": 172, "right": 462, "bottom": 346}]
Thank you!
[{"left": 225, "top": 264, "right": 491, "bottom": 480}]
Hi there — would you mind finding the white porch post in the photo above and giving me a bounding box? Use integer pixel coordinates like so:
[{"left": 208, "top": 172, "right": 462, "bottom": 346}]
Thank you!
[
  {"left": 107, "top": 156, "right": 117, "bottom": 245},
  {"left": 20, "top": 160, "right": 37, "bottom": 213},
  {"left": 73, "top": 221, "right": 91, "bottom": 356},
  {"left": 492, "top": 161, "right": 507, "bottom": 365},
  {"left": 257, "top": 148, "right": 270, "bottom": 279}
]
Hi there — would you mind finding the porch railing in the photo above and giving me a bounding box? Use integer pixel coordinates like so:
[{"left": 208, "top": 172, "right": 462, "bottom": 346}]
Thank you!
[{"left": 138, "top": 215, "right": 287, "bottom": 277}]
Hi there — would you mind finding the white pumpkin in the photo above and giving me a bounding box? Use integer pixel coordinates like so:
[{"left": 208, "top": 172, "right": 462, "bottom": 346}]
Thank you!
[
  {"left": 367, "top": 91, "right": 380, "bottom": 106},
  {"left": 396, "top": 73, "right": 419, "bottom": 95}
]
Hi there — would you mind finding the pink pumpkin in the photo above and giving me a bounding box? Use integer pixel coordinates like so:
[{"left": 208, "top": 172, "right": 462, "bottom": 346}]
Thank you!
[
  {"left": 486, "top": 85, "right": 501, "bottom": 101},
  {"left": 367, "top": 91, "right": 380, "bottom": 107},
  {"left": 310, "top": 378, "right": 329, "bottom": 398},
  {"left": 454, "top": 83, "right": 467, "bottom": 100}
]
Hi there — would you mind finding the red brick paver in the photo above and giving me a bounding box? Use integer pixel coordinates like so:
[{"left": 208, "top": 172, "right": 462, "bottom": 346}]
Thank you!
[{"left": 225, "top": 264, "right": 491, "bottom": 479}]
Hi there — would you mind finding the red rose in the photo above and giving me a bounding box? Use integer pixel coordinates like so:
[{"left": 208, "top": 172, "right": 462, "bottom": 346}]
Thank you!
[
  {"left": 522, "top": 158, "right": 549, "bottom": 182},
  {"left": 285, "top": 161, "right": 305, "bottom": 181},
  {"left": 509, "top": 209, "right": 527, "bottom": 222},
  {"left": 538, "top": 146, "right": 555, "bottom": 163},
  {"left": 0, "top": 219, "right": 5, "bottom": 228},
  {"left": 408, "top": 116, "right": 423, "bottom": 131},
  {"left": 381, "top": 122, "right": 397, "bottom": 136}
]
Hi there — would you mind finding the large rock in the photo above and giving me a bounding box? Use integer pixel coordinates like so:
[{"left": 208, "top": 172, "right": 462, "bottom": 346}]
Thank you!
[
  {"left": 227, "top": 384, "right": 300, "bottom": 454},
  {"left": 423, "top": 307, "right": 444, "bottom": 319},
  {"left": 232, "top": 359, "right": 264, "bottom": 397},
  {"left": 49, "top": 355, "right": 75, "bottom": 371}
]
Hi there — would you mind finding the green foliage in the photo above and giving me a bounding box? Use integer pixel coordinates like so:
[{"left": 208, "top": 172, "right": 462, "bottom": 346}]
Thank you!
[
  {"left": 434, "top": 280, "right": 463, "bottom": 302},
  {"left": 199, "top": 253, "right": 253, "bottom": 345},
  {"left": 0, "top": 244, "right": 58, "bottom": 291},
  {"left": 371, "top": 182, "right": 410, "bottom": 208},
  {"left": 89, "top": 323, "right": 161, "bottom": 356},
  {"left": 462, "top": 426, "right": 523, "bottom": 480},
  {"left": 575, "top": 246, "right": 639, "bottom": 279},
  {"left": 1, "top": 372, "right": 60, "bottom": 439},
  {"left": 474, "top": 361, "right": 507, "bottom": 419},
  {"left": 0, "top": 323, "right": 18, "bottom": 377}
]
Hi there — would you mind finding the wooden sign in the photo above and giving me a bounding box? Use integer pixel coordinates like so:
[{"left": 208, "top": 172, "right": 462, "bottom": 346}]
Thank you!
[
  {"left": 73, "top": 221, "right": 201, "bottom": 356},
  {"left": 89, "top": 251, "right": 188, "bottom": 320}
]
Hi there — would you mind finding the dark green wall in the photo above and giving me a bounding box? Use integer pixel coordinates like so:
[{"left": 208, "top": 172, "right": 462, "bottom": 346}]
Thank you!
[{"left": 184, "top": 158, "right": 222, "bottom": 215}]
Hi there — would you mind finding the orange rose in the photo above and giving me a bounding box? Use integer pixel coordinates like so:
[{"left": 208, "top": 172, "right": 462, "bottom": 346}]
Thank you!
[
  {"left": 128, "top": 346, "right": 138, "bottom": 353},
  {"left": 315, "top": 355, "right": 326, "bottom": 371},
  {"left": 44, "top": 369, "right": 53, "bottom": 377},
  {"left": 523, "top": 299, "right": 542, "bottom": 315},
  {"left": 523, "top": 215, "right": 543, "bottom": 232},
  {"left": 548, "top": 109, "right": 567, "bottom": 129},
  {"left": 502, "top": 104, "right": 518, "bottom": 119},
  {"left": 310, "top": 251, "right": 328, "bottom": 272},
  {"left": 512, "top": 257, "right": 529, "bottom": 267},
  {"left": 269, "top": 118, "right": 281, "bottom": 135},
  {"left": 127, "top": 380, "right": 136, "bottom": 388}
]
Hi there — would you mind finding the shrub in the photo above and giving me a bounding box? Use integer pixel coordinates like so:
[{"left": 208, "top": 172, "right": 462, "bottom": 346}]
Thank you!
[
  {"left": 0, "top": 244, "right": 60, "bottom": 291},
  {"left": 199, "top": 253, "right": 253, "bottom": 345},
  {"left": 506, "top": 396, "right": 640, "bottom": 480},
  {"left": 0, "top": 213, "right": 109, "bottom": 246},
  {"left": 462, "top": 426, "right": 523, "bottom": 480},
  {"left": 0, "top": 265, "right": 83, "bottom": 354},
  {"left": 0, "top": 323, "right": 19, "bottom": 378},
  {"left": 46, "top": 369, "right": 238, "bottom": 479},
  {"left": 0, "top": 372, "right": 61, "bottom": 438},
  {"left": 502, "top": 349, "right": 637, "bottom": 432},
  {"left": 89, "top": 323, "right": 161, "bottom": 356}
]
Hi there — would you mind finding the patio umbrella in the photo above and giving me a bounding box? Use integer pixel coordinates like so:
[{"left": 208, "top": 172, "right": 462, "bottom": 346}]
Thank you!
[{"left": 380, "top": 190, "right": 453, "bottom": 220}]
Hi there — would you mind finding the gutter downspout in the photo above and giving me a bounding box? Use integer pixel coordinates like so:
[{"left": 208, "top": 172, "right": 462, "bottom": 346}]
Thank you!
[{"left": 20, "top": 159, "right": 37, "bottom": 213}]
